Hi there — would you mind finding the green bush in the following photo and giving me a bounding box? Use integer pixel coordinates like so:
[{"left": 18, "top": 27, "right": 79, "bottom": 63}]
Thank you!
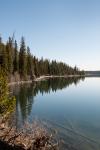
[{"left": 0, "top": 68, "right": 15, "bottom": 116}]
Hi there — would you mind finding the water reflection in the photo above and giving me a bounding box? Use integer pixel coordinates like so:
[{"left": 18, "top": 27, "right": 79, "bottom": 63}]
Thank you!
[
  {"left": 9, "top": 77, "right": 100, "bottom": 150},
  {"left": 9, "top": 77, "right": 84, "bottom": 124},
  {"left": 34, "top": 77, "right": 84, "bottom": 94}
]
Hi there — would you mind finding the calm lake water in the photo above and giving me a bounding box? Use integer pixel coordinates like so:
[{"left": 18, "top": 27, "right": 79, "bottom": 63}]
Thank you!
[{"left": 10, "top": 77, "right": 100, "bottom": 150}]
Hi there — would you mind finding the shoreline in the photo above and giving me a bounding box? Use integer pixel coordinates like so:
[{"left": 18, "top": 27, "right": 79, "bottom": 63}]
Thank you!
[{"left": 8, "top": 74, "right": 84, "bottom": 86}]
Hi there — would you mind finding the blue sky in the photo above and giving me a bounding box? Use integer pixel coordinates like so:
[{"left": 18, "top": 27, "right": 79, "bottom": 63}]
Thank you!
[{"left": 0, "top": 0, "right": 100, "bottom": 70}]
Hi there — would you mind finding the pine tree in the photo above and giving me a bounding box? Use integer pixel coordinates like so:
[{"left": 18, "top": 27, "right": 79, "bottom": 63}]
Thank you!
[
  {"left": 0, "top": 68, "right": 15, "bottom": 115},
  {"left": 19, "top": 37, "right": 27, "bottom": 78},
  {"left": 0, "top": 35, "right": 2, "bottom": 44},
  {"left": 27, "top": 46, "right": 34, "bottom": 76},
  {"left": 0, "top": 35, "right": 84, "bottom": 79},
  {"left": 6, "top": 37, "right": 14, "bottom": 74},
  {"left": 13, "top": 40, "right": 19, "bottom": 72}
]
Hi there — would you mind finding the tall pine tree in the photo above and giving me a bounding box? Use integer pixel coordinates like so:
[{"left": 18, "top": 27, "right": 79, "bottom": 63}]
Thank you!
[
  {"left": 13, "top": 40, "right": 19, "bottom": 73},
  {"left": 19, "top": 37, "right": 27, "bottom": 78}
]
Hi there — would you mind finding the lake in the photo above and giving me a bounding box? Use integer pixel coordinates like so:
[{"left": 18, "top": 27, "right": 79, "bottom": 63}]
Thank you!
[{"left": 10, "top": 77, "right": 100, "bottom": 150}]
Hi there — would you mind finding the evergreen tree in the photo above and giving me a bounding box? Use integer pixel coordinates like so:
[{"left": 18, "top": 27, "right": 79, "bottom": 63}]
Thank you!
[
  {"left": 13, "top": 40, "right": 19, "bottom": 72},
  {"left": 0, "top": 35, "right": 2, "bottom": 44},
  {"left": 2, "top": 45, "right": 8, "bottom": 71},
  {"left": 27, "top": 46, "right": 34, "bottom": 76},
  {"left": 0, "top": 35, "right": 84, "bottom": 80},
  {"left": 0, "top": 68, "right": 15, "bottom": 115},
  {"left": 6, "top": 37, "right": 14, "bottom": 74},
  {"left": 19, "top": 37, "right": 27, "bottom": 78}
]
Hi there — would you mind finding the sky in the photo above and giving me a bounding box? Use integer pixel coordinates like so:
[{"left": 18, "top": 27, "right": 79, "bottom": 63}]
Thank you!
[{"left": 0, "top": 0, "right": 100, "bottom": 70}]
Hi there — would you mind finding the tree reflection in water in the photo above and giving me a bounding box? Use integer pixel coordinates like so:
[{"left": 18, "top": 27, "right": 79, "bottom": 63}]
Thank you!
[{"left": 9, "top": 77, "right": 84, "bottom": 126}]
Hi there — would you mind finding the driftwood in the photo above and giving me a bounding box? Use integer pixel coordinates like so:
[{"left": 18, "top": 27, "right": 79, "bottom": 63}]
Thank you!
[{"left": 0, "top": 118, "right": 59, "bottom": 150}]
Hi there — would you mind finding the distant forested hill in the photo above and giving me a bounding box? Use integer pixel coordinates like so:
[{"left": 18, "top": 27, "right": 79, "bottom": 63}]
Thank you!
[{"left": 85, "top": 71, "right": 100, "bottom": 76}]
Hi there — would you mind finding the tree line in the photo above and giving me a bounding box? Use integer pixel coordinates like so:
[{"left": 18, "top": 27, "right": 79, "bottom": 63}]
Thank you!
[{"left": 0, "top": 36, "right": 84, "bottom": 81}]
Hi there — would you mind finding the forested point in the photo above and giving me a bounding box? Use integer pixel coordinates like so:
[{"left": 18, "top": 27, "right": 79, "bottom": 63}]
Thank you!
[
  {"left": 0, "top": 35, "right": 84, "bottom": 83},
  {"left": 0, "top": 35, "right": 84, "bottom": 149}
]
